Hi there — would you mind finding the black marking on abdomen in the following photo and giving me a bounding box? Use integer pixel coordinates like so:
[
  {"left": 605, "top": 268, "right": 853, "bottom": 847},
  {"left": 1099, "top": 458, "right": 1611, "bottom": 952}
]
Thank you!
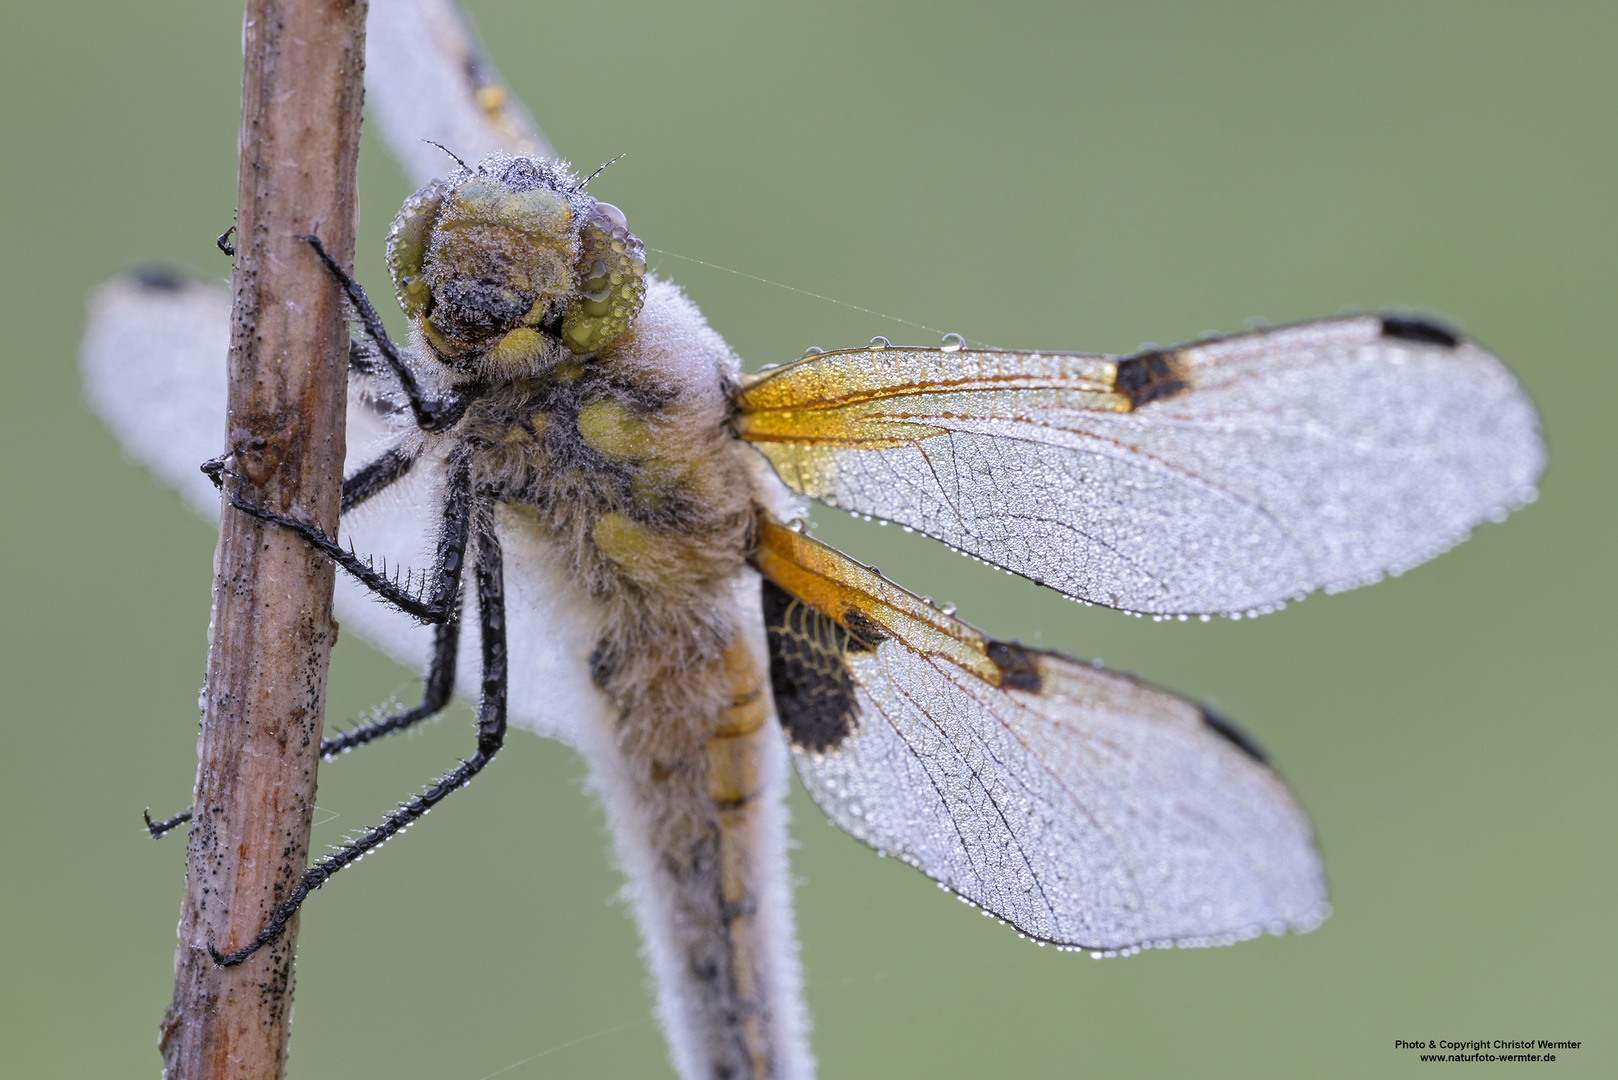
[
  {"left": 985, "top": 640, "right": 1043, "bottom": 692},
  {"left": 1199, "top": 704, "right": 1269, "bottom": 764},
  {"left": 1114, "top": 349, "right": 1188, "bottom": 407},
  {"left": 1380, "top": 315, "right": 1460, "bottom": 348},
  {"left": 763, "top": 580, "right": 865, "bottom": 753}
]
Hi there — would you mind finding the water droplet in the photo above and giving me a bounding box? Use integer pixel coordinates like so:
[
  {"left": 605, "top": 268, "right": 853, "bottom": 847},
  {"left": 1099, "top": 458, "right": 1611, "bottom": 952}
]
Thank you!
[
  {"left": 802, "top": 346, "right": 824, "bottom": 356},
  {"left": 940, "top": 602, "right": 957, "bottom": 616},
  {"left": 870, "top": 336, "right": 891, "bottom": 349},
  {"left": 941, "top": 332, "right": 965, "bottom": 352}
]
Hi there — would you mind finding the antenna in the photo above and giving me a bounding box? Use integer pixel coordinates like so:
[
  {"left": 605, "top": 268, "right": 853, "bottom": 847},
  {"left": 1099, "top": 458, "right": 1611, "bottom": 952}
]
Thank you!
[
  {"left": 575, "top": 153, "right": 626, "bottom": 191},
  {"left": 421, "top": 139, "right": 468, "bottom": 170}
]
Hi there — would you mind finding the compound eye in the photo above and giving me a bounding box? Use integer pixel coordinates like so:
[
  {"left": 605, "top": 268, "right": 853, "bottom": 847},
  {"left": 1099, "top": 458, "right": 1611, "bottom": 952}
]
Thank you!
[
  {"left": 385, "top": 178, "right": 448, "bottom": 318},
  {"left": 561, "top": 202, "right": 647, "bottom": 354}
]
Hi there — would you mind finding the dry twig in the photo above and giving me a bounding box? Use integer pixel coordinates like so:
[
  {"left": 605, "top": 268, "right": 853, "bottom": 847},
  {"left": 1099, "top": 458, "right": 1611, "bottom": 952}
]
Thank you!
[{"left": 160, "top": 2, "right": 368, "bottom": 1077}]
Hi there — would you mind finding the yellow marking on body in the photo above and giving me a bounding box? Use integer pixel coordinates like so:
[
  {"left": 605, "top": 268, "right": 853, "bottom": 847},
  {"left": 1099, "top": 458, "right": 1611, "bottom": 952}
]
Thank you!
[
  {"left": 590, "top": 512, "right": 655, "bottom": 567},
  {"left": 418, "top": 315, "right": 454, "bottom": 357},
  {"left": 707, "top": 734, "right": 762, "bottom": 806},
  {"left": 492, "top": 188, "right": 571, "bottom": 235},
  {"left": 753, "top": 516, "right": 1004, "bottom": 685},
  {"left": 577, "top": 399, "right": 653, "bottom": 460},
  {"left": 708, "top": 638, "right": 768, "bottom": 802},
  {"left": 706, "top": 636, "right": 772, "bottom": 1075},
  {"left": 629, "top": 459, "right": 689, "bottom": 509},
  {"left": 480, "top": 326, "right": 545, "bottom": 370},
  {"left": 443, "top": 177, "right": 504, "bottom": 221}
]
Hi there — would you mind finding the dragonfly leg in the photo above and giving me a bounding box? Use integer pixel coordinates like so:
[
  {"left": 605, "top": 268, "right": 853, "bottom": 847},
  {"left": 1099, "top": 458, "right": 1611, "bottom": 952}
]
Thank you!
[
  {"left": 143, "top": 808, "right": 192, "bottom": 839},
  {"left": 224, "top": 453, "right": 473, "bottom": 623},
  {"left": 321, "top": 610, "right": 461, "bottom": 758},
  {"left": 341, "top": 444, "right": 420, "bottom": 514},
  {"left": 302, "top": 234, "right": 473, "bottom": 432},
  {"left": 146, "top": 457, "right": 474, "bottom": 839},
  {"left": 211, "top": 515, "right": 507, "bottom": 968},
  {"left": 145, "top": 613, "right": 463, "bottom": 839}
]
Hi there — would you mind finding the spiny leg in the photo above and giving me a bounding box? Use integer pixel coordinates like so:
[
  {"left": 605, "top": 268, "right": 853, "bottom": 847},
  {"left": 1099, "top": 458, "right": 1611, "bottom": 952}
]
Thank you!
[
  {"left": 226, "top": 452, "right": 473, "bottom": 622},
  {"left": 212, "top": 515, "right": 508, "bottom": 967},
  {"left": 206, "top": 442, "right": 420, "bottom": 517},
  {"left": 144, "top": 808, "right": 193, "bottom": 839},
  {"left": 320, "top": 609, "right": 460, "bottom": 758},
  {"left": 342, "top": 444, "right": 419, "bottom": 514},
  {"left": 146, "top": 453, "right": 466, "bottom": 839},
  {"left": 324, "top": 444, "right": 459, "bottom": 751}
]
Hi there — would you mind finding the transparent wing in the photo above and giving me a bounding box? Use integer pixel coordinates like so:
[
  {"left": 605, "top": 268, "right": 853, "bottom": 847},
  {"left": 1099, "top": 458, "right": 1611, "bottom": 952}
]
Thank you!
[
  {"left": 754, "top": 517, "right": 1327, "bottom": 951},
  {"left": 366, "top": 0, "right": 551, "bottom": 187},
  {"left": 738, "top": 316, "right": 1545, "bottom": 616},
  {"left": 80, "top": 271, "right": 609, "bottom": 744}
]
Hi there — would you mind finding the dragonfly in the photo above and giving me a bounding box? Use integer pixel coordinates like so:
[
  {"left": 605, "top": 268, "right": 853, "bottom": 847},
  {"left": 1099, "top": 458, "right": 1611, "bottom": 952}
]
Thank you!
[{"left": 80, "top": 2, "right": 1545, "bottom": 1078}]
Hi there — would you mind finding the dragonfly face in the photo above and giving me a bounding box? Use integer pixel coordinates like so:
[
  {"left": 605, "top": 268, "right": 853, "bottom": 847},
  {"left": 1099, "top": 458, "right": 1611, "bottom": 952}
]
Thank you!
[
  {"left": 78, "top": 6, "right": 1547, "bottom": 1078},
  {"left": 385, "top": 156, "right": 648, "bottom": 366}
]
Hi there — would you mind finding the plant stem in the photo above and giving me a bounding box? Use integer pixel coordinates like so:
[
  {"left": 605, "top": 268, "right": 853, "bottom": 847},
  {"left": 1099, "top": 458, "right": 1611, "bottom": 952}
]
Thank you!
[{"left": 160, "top": 3, "right": 367, "bottom": 1077}]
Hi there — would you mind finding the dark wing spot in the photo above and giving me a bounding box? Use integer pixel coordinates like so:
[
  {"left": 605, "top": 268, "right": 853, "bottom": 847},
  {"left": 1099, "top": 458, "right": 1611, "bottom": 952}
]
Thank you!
[
  {"left": 1199, "top": 705, "right": 1269, "bottom": 764},
  {"left": 130, "top": 263, "right": 188, "bottom": 292},
  {"left": 1114, "top": 349, "right": 1188, "bottom": 407},
  {"left": 985, "top": 640, "right": 1043, "bottom": 692},
  {"left": 839, "top": 606, "right": 888, "bottom": 651},
  {"left": 763, "top": 580, "right": 866, "bottom": 752},
  {"left": 1380, "top": 315, "right": 1460, "bottom": 349}
]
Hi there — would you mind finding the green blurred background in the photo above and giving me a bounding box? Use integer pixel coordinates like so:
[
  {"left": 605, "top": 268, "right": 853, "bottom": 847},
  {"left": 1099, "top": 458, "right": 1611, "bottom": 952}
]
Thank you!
[{"left": 2, "top": 1, "right": 1612, "bottom": 1076}]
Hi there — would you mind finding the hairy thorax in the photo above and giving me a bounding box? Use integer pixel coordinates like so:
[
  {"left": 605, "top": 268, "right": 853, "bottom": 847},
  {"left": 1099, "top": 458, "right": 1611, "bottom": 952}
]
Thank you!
[{"left": 444, "top": 280, "right": 760, "bottom": 730}]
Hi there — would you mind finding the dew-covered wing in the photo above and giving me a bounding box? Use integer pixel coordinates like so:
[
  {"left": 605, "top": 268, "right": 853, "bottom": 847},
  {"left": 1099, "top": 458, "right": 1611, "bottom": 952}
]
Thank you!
[
  {"left": 753, "top": 517, "right": 1327, "bottom": 951},
  {"left": 737, "top": 316, "right": 1544, "bottom": 616},
  {"left": 80, "top": 271, "right": 610, "bottom": 744},
  {"left": 366, "top": 0, "right": 551, "bottom": 187}
]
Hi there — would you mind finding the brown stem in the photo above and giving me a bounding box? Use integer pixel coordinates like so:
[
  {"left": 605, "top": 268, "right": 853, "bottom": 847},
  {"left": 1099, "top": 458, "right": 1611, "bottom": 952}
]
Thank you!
[{"left": 159, "top": 2, "right": 368, "bottom": 1078}]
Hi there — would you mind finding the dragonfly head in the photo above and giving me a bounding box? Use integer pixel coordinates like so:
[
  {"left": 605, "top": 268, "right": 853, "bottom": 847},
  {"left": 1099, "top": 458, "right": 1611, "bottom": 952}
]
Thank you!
[{"left": 385, "top": 154, "right": 647, "bottom": 374}]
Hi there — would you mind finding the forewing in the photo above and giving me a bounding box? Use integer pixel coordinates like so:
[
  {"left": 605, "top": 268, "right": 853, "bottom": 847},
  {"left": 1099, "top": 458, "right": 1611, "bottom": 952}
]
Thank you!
[
  {"left": 754, "top": 518, "right": 1327, "bottom": 951},
  {"left": 366, "top": 0, "right": 551, "bottom": 187},
  {"left": 738, "top": 316, "right": 1544, "bottom": 615}
]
